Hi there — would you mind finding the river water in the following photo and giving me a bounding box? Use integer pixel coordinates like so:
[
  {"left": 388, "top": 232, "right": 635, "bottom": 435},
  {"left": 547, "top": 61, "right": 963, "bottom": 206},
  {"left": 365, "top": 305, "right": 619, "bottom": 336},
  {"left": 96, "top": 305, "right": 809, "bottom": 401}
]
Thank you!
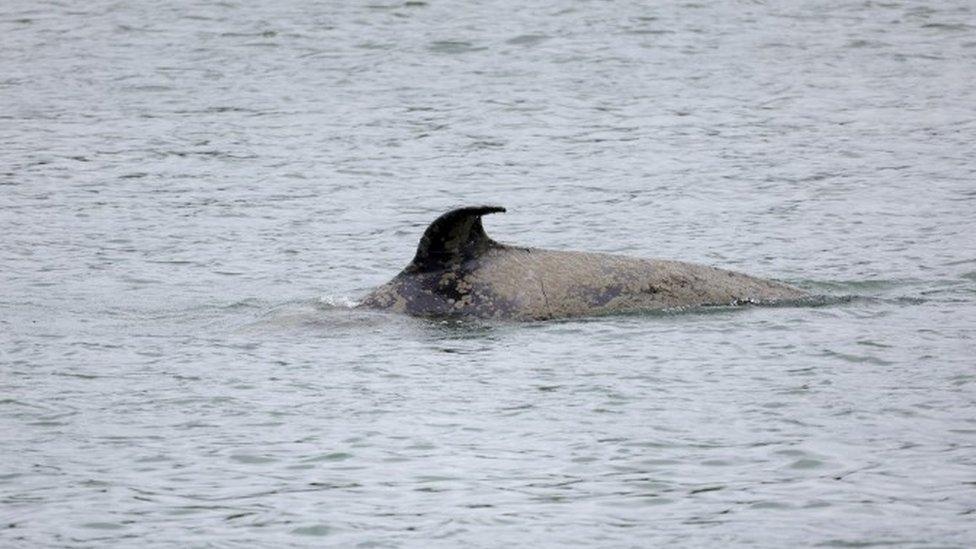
[{"left": 2, "top": 0, "right": 975, "bottom": 546}]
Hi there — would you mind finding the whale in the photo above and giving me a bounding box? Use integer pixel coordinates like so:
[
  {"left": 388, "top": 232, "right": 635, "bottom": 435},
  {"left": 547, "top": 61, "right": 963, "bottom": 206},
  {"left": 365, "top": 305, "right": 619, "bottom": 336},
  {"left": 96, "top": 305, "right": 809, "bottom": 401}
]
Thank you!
[{"left": 358, "top": 206, "right": 807, "bottom": 320}]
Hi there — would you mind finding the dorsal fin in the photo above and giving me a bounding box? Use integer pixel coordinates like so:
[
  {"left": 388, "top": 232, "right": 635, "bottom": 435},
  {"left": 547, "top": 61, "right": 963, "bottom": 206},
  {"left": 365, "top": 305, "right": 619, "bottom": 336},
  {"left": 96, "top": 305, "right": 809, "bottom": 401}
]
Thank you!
[{"left": 407, "top": 206, "right": 506, "bottom": 272}]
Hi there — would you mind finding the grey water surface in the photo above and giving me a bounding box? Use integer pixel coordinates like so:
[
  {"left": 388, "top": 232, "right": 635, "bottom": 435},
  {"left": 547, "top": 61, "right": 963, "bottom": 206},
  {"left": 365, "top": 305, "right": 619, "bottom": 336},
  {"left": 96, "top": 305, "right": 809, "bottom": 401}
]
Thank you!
[{"left": 3, "top": 0, "right": 976, "bottom": 546}]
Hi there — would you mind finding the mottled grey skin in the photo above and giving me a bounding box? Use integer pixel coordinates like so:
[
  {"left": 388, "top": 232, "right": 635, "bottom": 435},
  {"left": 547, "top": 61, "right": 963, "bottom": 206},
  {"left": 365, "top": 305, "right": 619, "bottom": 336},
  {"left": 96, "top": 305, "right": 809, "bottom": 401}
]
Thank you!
[{"left": 359, "top": 206, "right": 807, "bottom": 321}]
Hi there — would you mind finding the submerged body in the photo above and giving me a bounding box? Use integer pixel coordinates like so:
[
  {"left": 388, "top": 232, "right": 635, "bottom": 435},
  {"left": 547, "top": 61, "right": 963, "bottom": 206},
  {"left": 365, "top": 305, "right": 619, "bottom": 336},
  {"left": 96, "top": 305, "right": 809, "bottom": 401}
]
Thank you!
[{"left": 359, "top": 206, "right": 806, "bottom": 321}]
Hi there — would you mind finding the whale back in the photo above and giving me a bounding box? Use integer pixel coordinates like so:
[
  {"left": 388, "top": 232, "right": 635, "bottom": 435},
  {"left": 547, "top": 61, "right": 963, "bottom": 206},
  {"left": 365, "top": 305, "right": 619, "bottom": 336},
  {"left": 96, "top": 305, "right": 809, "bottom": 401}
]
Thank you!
[{"left": 359, "top": 206, "right": 808, "bottom": 320}]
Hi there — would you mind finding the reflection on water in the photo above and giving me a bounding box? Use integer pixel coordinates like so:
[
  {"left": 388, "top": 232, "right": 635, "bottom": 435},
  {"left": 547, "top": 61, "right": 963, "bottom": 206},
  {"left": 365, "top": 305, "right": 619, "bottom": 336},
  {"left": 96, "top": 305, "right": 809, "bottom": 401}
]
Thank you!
[{"left": 3, "top": 0, "right": 976, "bottom": 546}]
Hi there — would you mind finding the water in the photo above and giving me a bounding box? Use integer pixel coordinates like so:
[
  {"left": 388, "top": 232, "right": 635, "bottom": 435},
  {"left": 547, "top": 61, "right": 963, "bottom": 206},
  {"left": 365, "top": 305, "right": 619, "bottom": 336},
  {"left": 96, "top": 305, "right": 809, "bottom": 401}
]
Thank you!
[{"left": 3, "top": 0, "right": 976, "bottom": 546}]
